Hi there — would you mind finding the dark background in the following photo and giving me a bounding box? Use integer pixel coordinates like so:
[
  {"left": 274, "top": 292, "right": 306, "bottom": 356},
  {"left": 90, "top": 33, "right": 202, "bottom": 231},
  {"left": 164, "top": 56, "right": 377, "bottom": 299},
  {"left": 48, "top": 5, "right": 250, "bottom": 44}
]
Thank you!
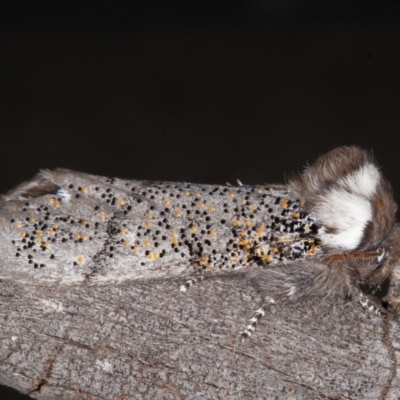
[{"left": 1, "top": 1, "right": 400, "bottom": 398}]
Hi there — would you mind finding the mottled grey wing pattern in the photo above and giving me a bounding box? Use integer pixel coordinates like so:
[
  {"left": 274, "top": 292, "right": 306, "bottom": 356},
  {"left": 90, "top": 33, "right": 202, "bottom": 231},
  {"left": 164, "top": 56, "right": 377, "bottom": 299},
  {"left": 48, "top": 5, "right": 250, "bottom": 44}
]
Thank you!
[{"left": 0, "top": 168, "right": 319, "bottom": 285}]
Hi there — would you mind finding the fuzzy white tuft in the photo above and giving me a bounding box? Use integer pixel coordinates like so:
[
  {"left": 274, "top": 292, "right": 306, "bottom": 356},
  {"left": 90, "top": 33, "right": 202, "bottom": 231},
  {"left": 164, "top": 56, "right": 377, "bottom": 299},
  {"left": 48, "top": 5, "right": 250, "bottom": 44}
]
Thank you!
[
  {"left": 316, "top": 163, "right": 380, "bottom": 250},
  {"left": 340, "top": 163, "right": 380, "bottom": 198},
  {"left": 317, "top": 189, "right": 372, "bottom": 250},
  {"left": 57, "top": 188, "right": 71, "bottom": 201}
]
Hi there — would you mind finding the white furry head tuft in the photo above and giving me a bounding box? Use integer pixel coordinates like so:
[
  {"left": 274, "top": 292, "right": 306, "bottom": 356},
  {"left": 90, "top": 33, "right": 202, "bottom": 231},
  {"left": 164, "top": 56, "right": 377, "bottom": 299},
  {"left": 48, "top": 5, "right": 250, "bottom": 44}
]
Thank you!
[
  {"left": 290, "top": 146, "right": 396, "bottom": 252},
  {"left": 340, "top": 163, "right": 380, "bottom": 198},
  {"left": 316, "top": 163, "right": 380, "bottom": 250}
]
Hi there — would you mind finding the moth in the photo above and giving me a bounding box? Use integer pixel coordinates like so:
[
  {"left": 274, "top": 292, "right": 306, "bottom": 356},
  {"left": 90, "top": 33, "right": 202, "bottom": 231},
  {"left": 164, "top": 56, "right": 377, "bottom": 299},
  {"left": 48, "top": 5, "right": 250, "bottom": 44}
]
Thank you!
[{"left": 0, "top": 146, "right": 398, "bottom": 339}]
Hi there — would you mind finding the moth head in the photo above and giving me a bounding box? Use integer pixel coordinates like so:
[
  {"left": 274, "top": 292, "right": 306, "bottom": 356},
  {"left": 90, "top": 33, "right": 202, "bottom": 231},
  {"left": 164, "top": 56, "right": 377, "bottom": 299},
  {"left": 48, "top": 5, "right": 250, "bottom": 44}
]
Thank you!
[{"left": 290, "top": 146, "right": 400, "bottom": 283}]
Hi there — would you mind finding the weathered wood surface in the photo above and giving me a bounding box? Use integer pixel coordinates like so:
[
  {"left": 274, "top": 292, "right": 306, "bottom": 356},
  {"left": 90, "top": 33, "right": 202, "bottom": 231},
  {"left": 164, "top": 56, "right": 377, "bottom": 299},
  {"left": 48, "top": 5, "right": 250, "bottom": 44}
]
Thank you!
[{"left": 0, "top": 274, "right": 399, "bottom": 399}]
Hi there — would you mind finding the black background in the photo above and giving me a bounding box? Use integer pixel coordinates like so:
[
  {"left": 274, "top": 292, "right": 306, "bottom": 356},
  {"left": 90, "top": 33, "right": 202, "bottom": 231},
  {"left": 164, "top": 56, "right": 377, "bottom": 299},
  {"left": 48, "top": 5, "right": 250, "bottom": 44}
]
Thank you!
[{"left": 1, "top": 1, "right": 400, "bottom": 398}]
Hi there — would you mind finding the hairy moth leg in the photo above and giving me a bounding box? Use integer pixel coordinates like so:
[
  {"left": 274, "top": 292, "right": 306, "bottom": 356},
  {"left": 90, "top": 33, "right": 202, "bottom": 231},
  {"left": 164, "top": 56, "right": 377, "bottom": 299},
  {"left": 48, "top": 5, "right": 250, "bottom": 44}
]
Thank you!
[
  {"left": 180, "top": 276, "right": 205, "bottom": 292},
  {"left": 357, "top": 289, "right": 389, "bottom": 319},
  {"left": 241, "top": 297, "right": 276, "bottom": 340},
  {"left": 240, "top": 259, "right": 357, "bottom": 340}
]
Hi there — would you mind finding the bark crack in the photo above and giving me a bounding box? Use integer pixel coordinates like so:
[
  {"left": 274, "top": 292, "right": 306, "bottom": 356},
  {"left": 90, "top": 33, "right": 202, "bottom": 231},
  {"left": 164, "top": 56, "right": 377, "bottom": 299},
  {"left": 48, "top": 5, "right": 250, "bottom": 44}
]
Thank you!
[{"left": 27, "top": 341, "right": 64, "bottom": 396}]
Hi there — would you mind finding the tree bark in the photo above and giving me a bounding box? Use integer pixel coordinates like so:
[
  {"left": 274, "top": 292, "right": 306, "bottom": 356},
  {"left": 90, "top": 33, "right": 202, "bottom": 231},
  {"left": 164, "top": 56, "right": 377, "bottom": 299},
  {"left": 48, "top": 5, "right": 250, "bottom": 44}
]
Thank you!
[{"left": 0, "top": 273, "right": 399, "bottom": 399}]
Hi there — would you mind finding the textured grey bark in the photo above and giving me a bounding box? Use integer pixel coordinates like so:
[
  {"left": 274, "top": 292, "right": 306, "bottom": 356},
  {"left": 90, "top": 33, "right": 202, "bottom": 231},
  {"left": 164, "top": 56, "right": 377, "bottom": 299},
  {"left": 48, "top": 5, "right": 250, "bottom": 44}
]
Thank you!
[
  {"left": 1, "top": 168, "right": 400, "bottom": 400},
  {"left": 0, "top": 272, "right": 400, "bottom": 399}
]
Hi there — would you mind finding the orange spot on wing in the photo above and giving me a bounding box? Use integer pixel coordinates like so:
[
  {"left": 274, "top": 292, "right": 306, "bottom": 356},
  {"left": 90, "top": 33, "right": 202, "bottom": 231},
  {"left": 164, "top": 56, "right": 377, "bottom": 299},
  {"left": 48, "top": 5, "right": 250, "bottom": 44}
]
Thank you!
[{"left": 281, "top": 199, "right": 288, "bottom": 209}]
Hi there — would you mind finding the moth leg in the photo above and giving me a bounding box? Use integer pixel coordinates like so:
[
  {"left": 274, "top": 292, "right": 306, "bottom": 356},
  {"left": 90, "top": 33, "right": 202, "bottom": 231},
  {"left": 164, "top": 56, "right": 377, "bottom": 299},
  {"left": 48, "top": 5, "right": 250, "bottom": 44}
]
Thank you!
[
  {"left": 357, "top": 289, "right": 389, "bottom": 319},
  {"left": 180, "top": 276, "right": 205, "bottom": 292},
  {"left": 241, "top": 296, "right": 276, "bottom": 340}
]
